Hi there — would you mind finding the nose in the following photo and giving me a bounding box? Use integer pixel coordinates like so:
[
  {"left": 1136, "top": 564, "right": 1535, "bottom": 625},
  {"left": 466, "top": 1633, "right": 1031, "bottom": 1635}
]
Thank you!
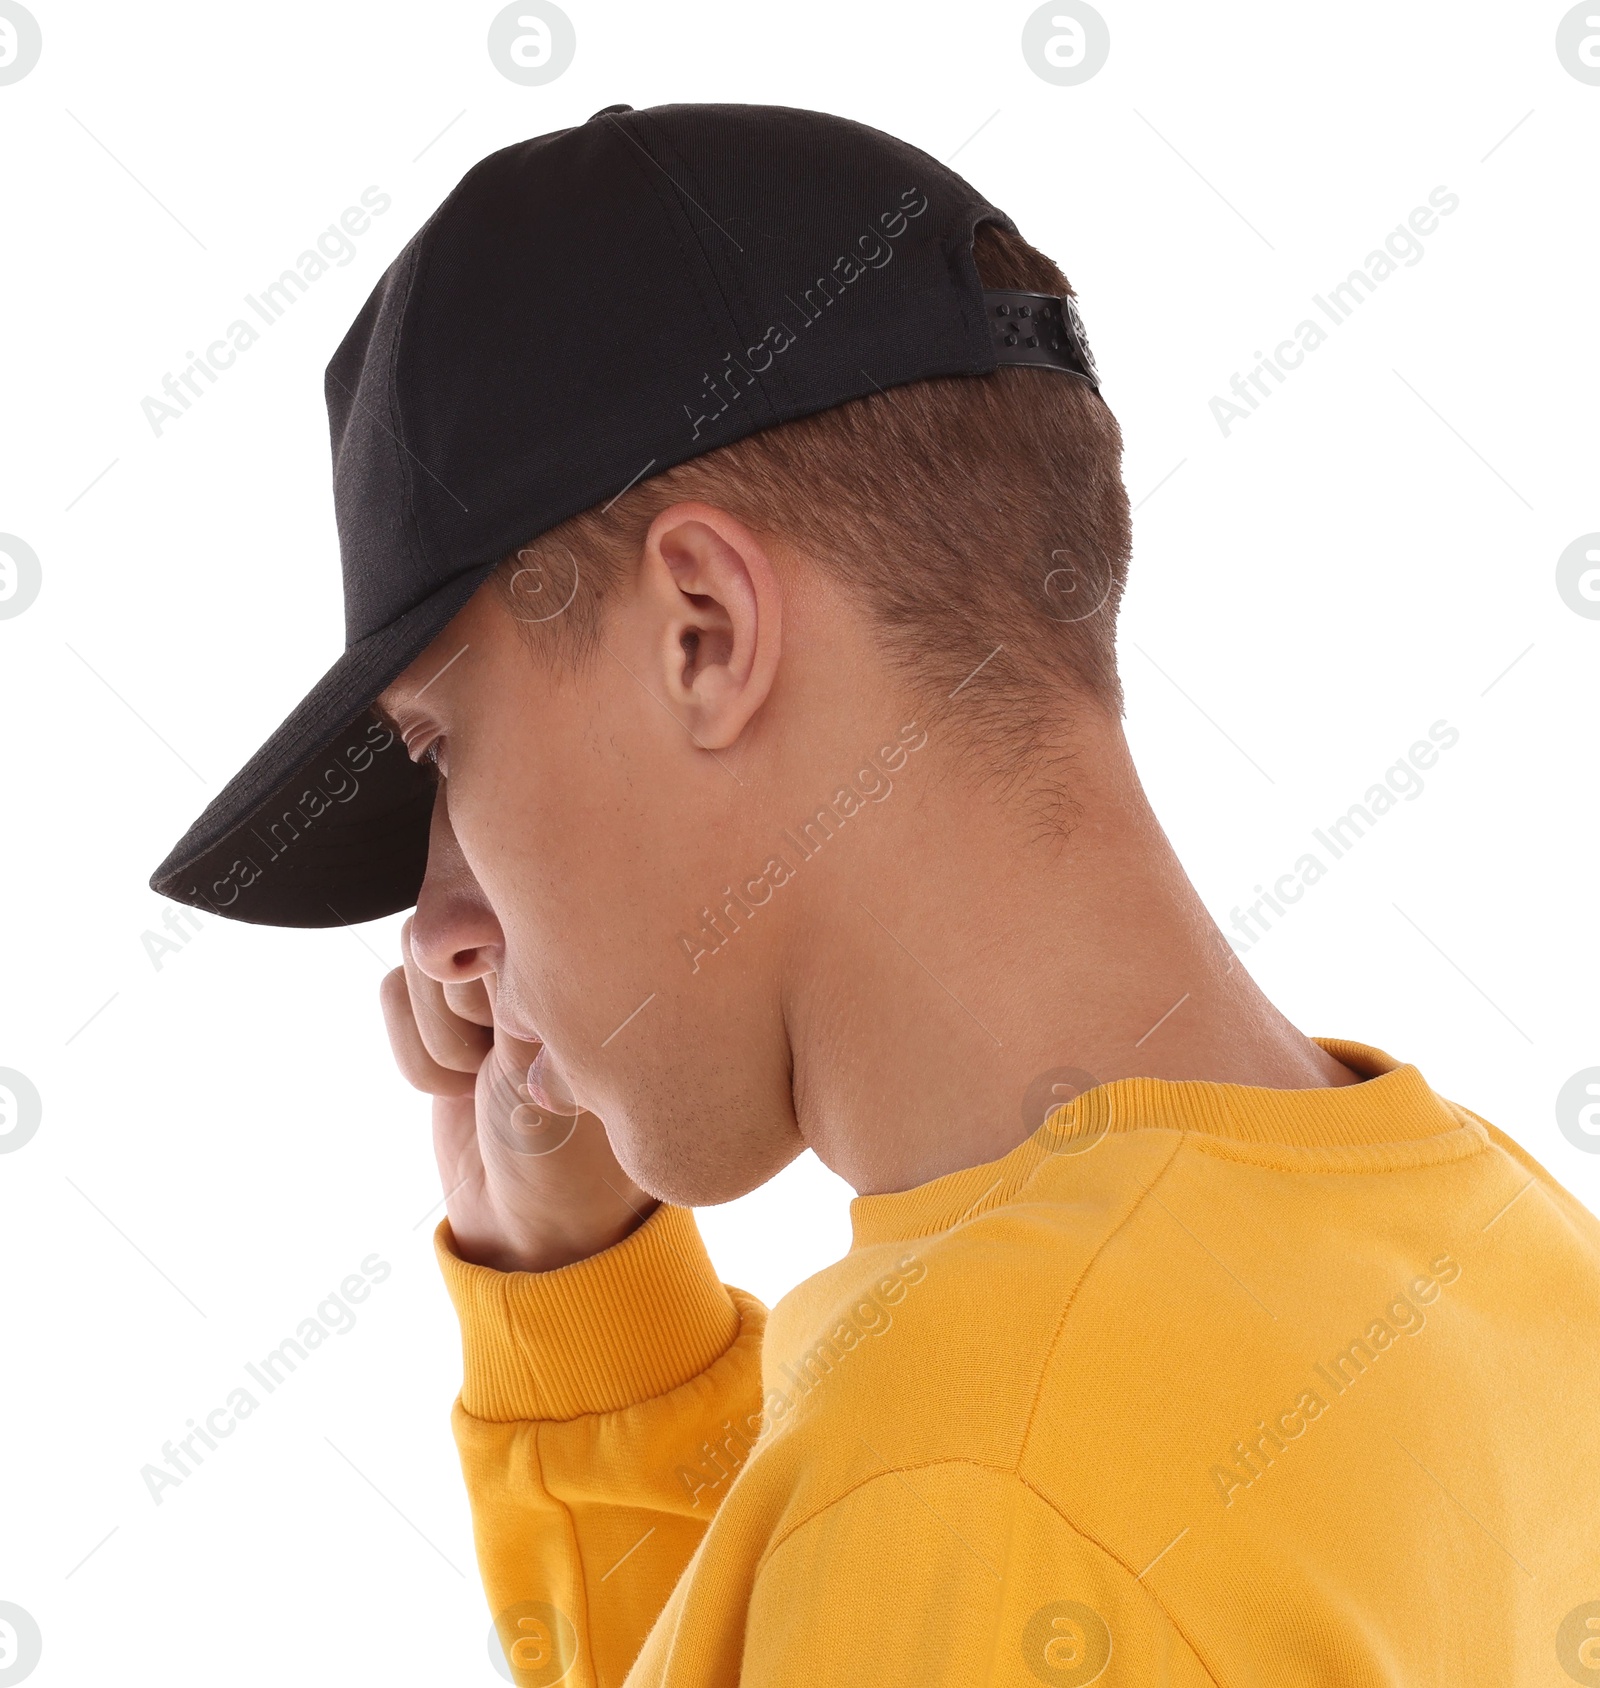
[{"left": 407, "top": 784, "right": 504, "bottom": 984}]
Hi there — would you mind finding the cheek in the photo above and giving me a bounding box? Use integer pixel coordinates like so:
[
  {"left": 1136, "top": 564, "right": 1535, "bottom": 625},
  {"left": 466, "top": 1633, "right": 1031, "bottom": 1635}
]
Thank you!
[
  {"left": 457, "top": 666, "right": 741, "bottom": 1052},
  {"left": 460, "top": 751, "right": 591, "bottom": 914},
  {"left": 459, "top": 716, "right": 664, "bottom": 967}
]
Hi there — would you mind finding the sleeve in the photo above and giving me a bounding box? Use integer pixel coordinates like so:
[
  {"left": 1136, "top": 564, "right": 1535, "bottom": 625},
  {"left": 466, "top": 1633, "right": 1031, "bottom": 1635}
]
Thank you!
[
  {"left": 435, "top": 1204, "right": 767, "bottom": 1688},
  {"left": 740, "top": 1463, "right": 1218, "bottom": 1687}
]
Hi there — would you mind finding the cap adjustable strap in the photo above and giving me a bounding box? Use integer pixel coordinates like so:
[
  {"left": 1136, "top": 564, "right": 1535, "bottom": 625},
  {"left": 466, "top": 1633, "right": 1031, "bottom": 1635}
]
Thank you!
[{"left": 983, "top": 289, "right": 1101, "bottom": 391}]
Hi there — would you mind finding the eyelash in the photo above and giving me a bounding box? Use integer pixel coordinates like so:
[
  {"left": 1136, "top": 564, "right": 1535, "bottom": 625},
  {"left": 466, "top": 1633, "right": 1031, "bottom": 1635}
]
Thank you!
[{"left": 409, "top": 734, "right": 444, "bottom": 780}]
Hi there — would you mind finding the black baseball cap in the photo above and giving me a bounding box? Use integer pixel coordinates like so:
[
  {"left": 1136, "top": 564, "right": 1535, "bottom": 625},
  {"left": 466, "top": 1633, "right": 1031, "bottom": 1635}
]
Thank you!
[{"left": 149, "top": 101, "right": 1101, "bottom": 928}]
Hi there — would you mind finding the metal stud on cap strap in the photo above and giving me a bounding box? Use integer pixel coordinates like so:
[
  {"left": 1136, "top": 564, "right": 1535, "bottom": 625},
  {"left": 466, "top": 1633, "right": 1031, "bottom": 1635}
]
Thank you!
[{"left": 984, "top": 289, "right": 1102, "bottom": 392}]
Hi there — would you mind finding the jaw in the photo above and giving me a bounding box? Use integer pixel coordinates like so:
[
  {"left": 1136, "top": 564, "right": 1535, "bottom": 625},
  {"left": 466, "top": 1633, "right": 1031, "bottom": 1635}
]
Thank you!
[{"left": 603, "top": 1067, "right": 807, "bottom": 1209}]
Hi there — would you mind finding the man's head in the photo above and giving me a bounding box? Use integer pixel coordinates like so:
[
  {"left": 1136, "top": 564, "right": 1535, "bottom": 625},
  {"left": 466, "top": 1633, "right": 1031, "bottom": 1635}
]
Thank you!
[
  {"left": 378, "top": 223, "right": 1134, "bottom": 1206},
  {"left": 150, "top": 104, "right": 1142, "bottom": 1202},
  {"left": 151, "top": 105, "right": 1117, "bottom": 930}
]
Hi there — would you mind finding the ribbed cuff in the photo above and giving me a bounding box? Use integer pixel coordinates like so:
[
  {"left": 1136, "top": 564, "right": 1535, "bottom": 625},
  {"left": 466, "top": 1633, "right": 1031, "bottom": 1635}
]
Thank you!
[{"left": 435, "top": 1203, "right": 742, "bottom": 1422}]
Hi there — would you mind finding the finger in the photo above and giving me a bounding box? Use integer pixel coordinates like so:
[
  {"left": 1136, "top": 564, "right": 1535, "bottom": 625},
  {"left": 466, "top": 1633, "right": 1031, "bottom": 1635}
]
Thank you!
[
  {"left": 444, "top": 975, "right": 493, "bottom": 1027},
  {"left": 430, "top": 1090, "right": 483, "bottom": 1201},
  {"left": 380, "top": 968, "right": 479, "bottom": 1097},
  {"left": 491, "top": 1024, "right": 544, "bottom": 1082},
  {"left": 399, "top": 917, "right": 491, "bottom": 1073}
]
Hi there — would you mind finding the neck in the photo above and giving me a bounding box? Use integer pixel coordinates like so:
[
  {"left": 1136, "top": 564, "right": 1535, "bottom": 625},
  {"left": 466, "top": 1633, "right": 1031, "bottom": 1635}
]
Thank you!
[{"left": 783, "top": 719, "right": 1357, "bottom": 1196}]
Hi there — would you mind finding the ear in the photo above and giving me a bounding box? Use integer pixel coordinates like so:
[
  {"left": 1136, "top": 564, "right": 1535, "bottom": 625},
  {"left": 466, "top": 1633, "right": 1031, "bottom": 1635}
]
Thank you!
[{"left": 638, "top": 501, "right": 782, "bottom": 751}]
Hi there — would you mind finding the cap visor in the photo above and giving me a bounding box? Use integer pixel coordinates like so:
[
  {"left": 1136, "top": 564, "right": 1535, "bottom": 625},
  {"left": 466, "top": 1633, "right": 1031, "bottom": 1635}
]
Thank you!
[{"left": 148, "top": 563, "right": 495, "bottom": 928}]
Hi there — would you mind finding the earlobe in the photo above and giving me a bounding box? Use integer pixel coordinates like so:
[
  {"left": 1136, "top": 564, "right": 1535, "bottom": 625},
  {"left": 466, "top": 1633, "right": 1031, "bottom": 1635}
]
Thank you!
[{"left": 646, "top": 503, "right": 782, "bottom": 752}]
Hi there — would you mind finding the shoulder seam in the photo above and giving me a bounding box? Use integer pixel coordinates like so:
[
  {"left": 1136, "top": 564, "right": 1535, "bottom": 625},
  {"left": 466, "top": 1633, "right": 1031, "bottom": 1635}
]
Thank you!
[
  {"left": 751, "top": 1459, "right": 1224, "bottom": 1686},
  {"left": 1015, "top": 1469, "right": 1226, "bottom": 1687},
  {"left": 1017, "top": 1132, "right": 1188, "bottom": 1463}
]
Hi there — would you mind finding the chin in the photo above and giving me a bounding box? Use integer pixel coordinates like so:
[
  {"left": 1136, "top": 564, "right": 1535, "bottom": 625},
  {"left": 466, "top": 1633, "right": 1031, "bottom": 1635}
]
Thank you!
[
  {"left": 613, "top": 1114, "right": 803, "bottom": 1210},
  {"left": 626, "top": 1155, "right": 772, "bottom": 1210}
]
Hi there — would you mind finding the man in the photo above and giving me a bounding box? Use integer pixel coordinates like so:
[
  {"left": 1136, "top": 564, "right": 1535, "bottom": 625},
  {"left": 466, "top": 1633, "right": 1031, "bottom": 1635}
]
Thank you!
[{"left": 152, "top": 104, "right": 1600, "bottom": 1685}]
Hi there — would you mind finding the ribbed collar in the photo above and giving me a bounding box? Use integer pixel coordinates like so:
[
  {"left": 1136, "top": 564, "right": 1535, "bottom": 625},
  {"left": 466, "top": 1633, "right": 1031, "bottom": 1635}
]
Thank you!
[{"left": 849, "top": 1039, "right": 1469, "bottom": 1250}]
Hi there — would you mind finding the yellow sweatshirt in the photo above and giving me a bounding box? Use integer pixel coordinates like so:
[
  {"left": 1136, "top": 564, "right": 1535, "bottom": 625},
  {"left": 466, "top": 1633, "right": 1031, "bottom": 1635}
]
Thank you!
[{"left": 436, "top": 1040, "right": 1600, "bottom": 1686}]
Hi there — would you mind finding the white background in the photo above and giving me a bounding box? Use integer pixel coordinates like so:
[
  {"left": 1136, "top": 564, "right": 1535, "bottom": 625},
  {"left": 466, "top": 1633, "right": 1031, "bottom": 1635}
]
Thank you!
[{"left": 2, "top": 3, "right": 1597, "bottom": 1683}]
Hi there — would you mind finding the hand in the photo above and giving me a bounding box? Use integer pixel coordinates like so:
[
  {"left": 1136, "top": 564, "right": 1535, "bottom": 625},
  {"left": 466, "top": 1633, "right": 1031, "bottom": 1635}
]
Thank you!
[{"left": 380, "top": 917, "right": 660, "bottom": 1273}]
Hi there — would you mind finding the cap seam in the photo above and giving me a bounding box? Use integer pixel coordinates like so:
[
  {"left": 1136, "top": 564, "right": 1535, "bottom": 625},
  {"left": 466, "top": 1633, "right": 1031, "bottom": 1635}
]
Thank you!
[
  {"left": 605, "top": 110, "right": 786, "bottom": 436},
  {"left": 389, "top": 213, "right": 450, "bottom": 591}
]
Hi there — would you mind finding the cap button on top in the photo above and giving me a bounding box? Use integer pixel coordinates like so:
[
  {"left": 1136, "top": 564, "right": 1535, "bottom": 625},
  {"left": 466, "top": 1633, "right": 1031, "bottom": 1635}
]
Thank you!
[{"left": 589, "top": 104, "right": 633, "bottom": 120}]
